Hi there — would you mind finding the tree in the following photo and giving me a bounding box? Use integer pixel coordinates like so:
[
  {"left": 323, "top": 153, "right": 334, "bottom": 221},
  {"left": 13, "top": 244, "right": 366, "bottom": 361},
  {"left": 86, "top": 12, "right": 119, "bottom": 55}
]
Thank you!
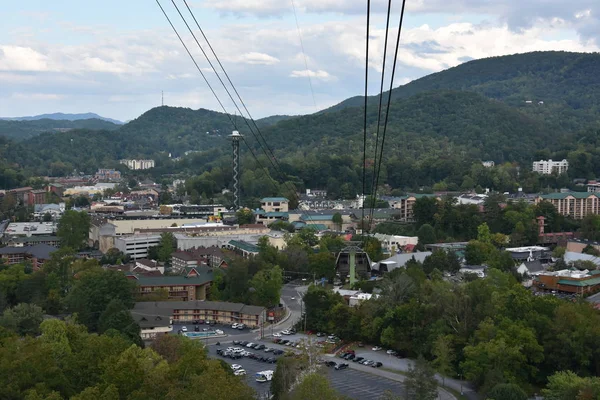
[
  {"left": 412, "top": 197, "right": 439, "bottom": 227},
  {"left": 98, "top": 299, "right": 142, "bottom": 345},
  {"left": 417, "top": 224, "right": 436, "bottom": 245},
  {"left": 582, "top": 244, "right": 600, "bottom": 256},
  {"left": 464, "top": 240, "right": 494, "bottom": 265},
  {"left": 57, "top": 210, "right": 91, "bottom": 250},
  {"left": 308, "top": 252, "right": 335, "bottom": 281},
  {"left": 432, "top": 335, "right": 455, "bottom": 386},
  {"left": 271, "top": 356, "right": 302, "bottom": 400},
  {"left": 67, "top": 269, "right": 136, "bottom": 332},
  {"left": 332, "top": 212, "right": 343, "bottom": 231},
  {"left": 236, "top": 208, "right": 254, "bottom": 225},
  {"left": 488, "top": 383, "right": 528, "bottom": 400},
  {"left": 542, "top": 371, "right": 600, "bottom": 400},
  {"left": 100, "top": 248, "right": 130, "bottom": 265},
  {"left": 291, "top": 373, "right": 341, "bottom": 400},
  {"left": 404, "top": 357, "right": 438, "bottom": 400},
  {"left": 477, "top": 222, "right": 492, "bottom": 244},
  {"left": 156, "top": 232, "right": 176, "bottom": 263},
  {"left": 43, "top": 212, "right": 53, "bottom": 222},
  {"left": 0, "top": 303, "right": 44, "bottom": 336},
  {"left": 249, "top": 266, "right": 283, "bottom": 307}
]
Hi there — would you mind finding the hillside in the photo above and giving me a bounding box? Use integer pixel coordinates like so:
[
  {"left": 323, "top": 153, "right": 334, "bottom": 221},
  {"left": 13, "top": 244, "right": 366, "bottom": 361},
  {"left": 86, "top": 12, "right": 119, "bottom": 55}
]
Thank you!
[
  {"left": 1, "top": 112, "right": 123, "bottom": 124},
  {"left": 326, "top": 51, "right": 600, "bottom": 131},
  {"left": 0, "top": 118, "right": 120, "bottom": 141}
]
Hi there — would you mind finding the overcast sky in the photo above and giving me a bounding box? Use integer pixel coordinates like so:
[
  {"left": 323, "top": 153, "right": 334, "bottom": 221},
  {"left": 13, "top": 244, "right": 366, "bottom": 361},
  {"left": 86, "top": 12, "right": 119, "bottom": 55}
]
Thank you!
[{"left": 1, "top": 0, "right": 598, "bottom": 121}]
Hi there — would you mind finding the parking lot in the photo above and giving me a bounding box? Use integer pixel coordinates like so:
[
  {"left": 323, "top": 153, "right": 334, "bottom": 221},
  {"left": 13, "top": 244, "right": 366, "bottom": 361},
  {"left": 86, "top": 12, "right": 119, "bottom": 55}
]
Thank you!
[
  {"left": 207, "top": 344, "right": 408, "bottom": 400},
  {"left": 172, "top": 322, "right": 253, "bottom": 337}
]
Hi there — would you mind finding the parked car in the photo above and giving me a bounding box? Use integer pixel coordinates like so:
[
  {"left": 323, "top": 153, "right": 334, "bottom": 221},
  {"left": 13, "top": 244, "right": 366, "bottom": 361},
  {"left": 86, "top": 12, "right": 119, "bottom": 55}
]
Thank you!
[
  {"left": 246, "top": 342, "right": 255, "bottom": 348},
  {"left": 316, "top": 332, "right": 325, "bottom": 337},
  {"left": 372, "top": 346, "right": 382, "bottom": 351},
  {"left": 281, "top": 330, "right": 292, "bottom": 335},
  {"left": 194, "top": 326, "right": 200, "bottom": 332},
  {"left": 345, "top": 354, "right": 356, "bottom": 361},
  {"left": 273, "top": 332, "right": 282, "bottom": 338},
  {"left": 181, "top": 326, "right": 188, "bottom": 332},
  {"left": 280, "top": 340, "right": 289, "bottom": 345},
  {"left": 266, "top": 357, "right": 276, "bottom": 363},
  {"left": 234, "top": 369, "right": 246, "bottom": 376},
  {"left": 372, "top": 362, "right": 383, "bottom": 368},
  {"left": 264, "top": 347, "right": 274, "bottom": 353},
  {"left": 240, "top": 341, "right": 249, "bottom": 346},
  {"left": 231, "top": 364, "right": 242, "bottom": 370},
  {"left": 233, "top": 340, "right": 241, "bottom": 345},
  {"left": 215, "top": 329, "right": 224, "bottom": 335},
  {"left": 237, "top": 324, "right": 246, "bottom": 330},
  {"left": 386, "top": 349, "right": 398, "bottom": 356},
  {"left": 363, "top": 360, "right": 375, "bottom": 366},
  {"left": 231, "top": 323, "right": 239, "bottom": 329},
  {"left": 256, "top": 344, "right": 266, "bottom": 350},
  {"left": 338, "top": 352, "right": 349, "bottom": 358},
  {"left": 353, "top": 357, "right": 364, "bottom": 363},
  {"left": 325, "top": 361, "right": 337, "bottom": 367},
  {"left": 357, "top": 342, "right": 364, "bottom": 347},
  {"left": 335, "top": 363, "right": 349, "bottom": 370},
  {"left": 273, "top": 350, "right": 284, "bottom": 355}
]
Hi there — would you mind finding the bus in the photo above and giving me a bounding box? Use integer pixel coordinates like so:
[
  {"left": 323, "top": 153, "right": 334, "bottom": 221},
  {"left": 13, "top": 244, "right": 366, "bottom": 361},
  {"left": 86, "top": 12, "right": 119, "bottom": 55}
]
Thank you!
[{"left": 255, "top": 370, "right": 274, "bottom": 383}]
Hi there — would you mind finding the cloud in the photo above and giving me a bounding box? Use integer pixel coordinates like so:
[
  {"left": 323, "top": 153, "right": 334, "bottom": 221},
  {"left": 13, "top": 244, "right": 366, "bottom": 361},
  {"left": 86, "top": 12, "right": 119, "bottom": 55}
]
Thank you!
[
  {"left": 236, "top": 52, "right": 280, "bottom": 65},
  {"left": 12, "top": 93, "right": 64, "bottom": 100},
  {"left": 290, "top": 69, "right": 335, "bottom": 81},
  {"left": 0, "top": 46, "right": 53, "bottom": 72}
]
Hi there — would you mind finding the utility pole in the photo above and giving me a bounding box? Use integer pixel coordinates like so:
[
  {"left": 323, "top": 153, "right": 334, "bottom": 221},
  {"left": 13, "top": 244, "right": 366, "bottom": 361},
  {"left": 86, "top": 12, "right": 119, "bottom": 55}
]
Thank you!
[{"left": 161, "top": 90, "right": 164, "bottom": 106}]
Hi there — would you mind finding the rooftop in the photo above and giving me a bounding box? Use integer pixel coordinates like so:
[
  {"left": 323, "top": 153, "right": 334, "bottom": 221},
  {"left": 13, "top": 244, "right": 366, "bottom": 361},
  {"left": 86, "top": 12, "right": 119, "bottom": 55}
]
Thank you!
[
  {"left": 261, "top": 197, "right": 289, "bottom": 203},
  {"left": 540, "top": 192, "right": 599, "bottom": 200},
  {"left": 228, "top": 240, "right": 260, "bottom": 254},
  {"left": 0, "top": 244, "right": 58, "bottom": 259},
  {"left": 127, "top": 267, "right": 213, "bottom": 286},
  {"left": 133, "top": 300, "right": 265, "bottom": 316}
]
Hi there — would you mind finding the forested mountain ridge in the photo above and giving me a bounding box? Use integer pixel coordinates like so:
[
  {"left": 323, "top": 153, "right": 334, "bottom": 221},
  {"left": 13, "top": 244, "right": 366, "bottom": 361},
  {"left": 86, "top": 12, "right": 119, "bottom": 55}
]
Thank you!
[
  {"left": 325, "top": 51, "right": 600, "bottom": 131},
  {"left": 1, "top": 112, "right": 123, "bottom": 124},
  {"left": 0, "top": 118, "right": 120, "bottom": 141}
]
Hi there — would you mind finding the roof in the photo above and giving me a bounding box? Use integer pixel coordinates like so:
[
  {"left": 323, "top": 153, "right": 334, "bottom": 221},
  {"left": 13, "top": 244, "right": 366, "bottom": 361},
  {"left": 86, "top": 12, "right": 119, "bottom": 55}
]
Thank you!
[
  {"left": 128, "top": 267, "right": 213, "bottom": 286},
  {"left": 0, "top": 244, "right": 57, "bottom": 259},
  {"left": 228, "top": 240, "right": 259, "bottom": 253},
  {"left": 131, "top": 313, "right": 172, "bottom": 329},
  {"left": 8, "top": 236, "right": 61, "bottom": 244},
  {"left": 264, "top": 212, "right": 289, "bottom": 218},
  {"left": 133, "top": 300, "right": 265, "bottom": 316},
  {"left": 540, "top": 192, "right": 599, "bottom": 200},
  {"left": 523, "top": 260, "right": 545, "bottom": 273},
  {"left": 171, "top": 251, "right": 197, "bottom": 262},
  {"left": 375, "top": 252, "right": 432, "bottom": 271},
  {"left": 261, "top": 197, "right": 289, "bottom": 202},
  {"left": 557, "top": 277, "right": 600, "bottom": 287},
  {"left": 564, "top": 251, "right": 600, "bottom": 266},
  {"left": 300, "top": 214, "right": 333, "bottom": 221}
]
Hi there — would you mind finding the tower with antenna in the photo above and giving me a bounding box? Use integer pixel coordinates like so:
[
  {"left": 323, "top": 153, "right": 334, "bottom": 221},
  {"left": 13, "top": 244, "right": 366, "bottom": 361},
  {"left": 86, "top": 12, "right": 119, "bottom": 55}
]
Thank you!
[{"left": 229, "top": 130, "right": 243, "bottom": 210}]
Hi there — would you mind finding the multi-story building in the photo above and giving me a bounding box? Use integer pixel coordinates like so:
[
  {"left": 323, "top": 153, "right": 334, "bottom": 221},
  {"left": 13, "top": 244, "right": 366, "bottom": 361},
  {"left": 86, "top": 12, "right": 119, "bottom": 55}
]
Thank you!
[
  {"left": 6, "top": 187, "right": 33, "bottom": 205},
  {"left": 387, "top": 194, "right": 440, "bottom": 222},
  {"left": 132, "top": 300, "right": 265, "bottom": 328},
  {"left": 532, "top": 159, "right": 569, "bottom": 175},
  {"left": 27, "top": 189, "right": 46, "bottom": 206},
  {"left": 0, "top": 244, "right": 57, "bottom": 270},
  {"left": 533, "top": 269, "right": 600, "bottom": 294},
  {"left": 536, "top": 192, "right": 600, "bottom": 219},
  {"left": 114, "top": 234, "right": 161, "bottom": 259},
  {"left": 255, "top": 197, "right": 289, "bottom": 225},
  {"left": 126, "top": 266, "right": 213, "bottom": 301},
  {"left": 95, "top": 169, "right": 122, "bottom": 181},
  {"left": 482, "top": 161, "right": 495, "bottom": 168},
  {"left": 119, "top": 159, "right": 155, "bottom": 170},
  {"left": 587, "top": 181, "right": 600, "bottom": 193}
]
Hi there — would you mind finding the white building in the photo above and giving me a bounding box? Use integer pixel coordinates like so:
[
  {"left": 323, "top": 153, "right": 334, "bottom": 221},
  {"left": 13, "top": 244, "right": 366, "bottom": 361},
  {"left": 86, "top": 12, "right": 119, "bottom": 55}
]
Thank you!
[
  {"left": 114, "top": 234, "right": 161, "bottom": 259},
  {"left": 482, "top": 161, "right": 495, "bottom": 168},
  {"left": 532, "top": 159, "right": 569, "bottom": 175},
  {"left": 120, "top": 159, "right": 156, "bottom": 170},
  {"left": 372, "top": 234, "right": 418, "bottom": 253}
]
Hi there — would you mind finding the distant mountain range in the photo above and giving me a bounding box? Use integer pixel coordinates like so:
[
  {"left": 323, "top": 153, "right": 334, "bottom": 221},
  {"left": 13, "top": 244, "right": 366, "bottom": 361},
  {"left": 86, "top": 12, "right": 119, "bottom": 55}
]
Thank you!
[{"left": 1, "top": 112, "right": 123, "bottom": 125}]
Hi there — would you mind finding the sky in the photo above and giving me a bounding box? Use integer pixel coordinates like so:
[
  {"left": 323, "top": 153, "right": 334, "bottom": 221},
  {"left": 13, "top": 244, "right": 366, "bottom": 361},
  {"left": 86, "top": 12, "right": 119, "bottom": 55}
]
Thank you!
[{"left": 1, "top": 0, "right": 599, "bottom": 122}]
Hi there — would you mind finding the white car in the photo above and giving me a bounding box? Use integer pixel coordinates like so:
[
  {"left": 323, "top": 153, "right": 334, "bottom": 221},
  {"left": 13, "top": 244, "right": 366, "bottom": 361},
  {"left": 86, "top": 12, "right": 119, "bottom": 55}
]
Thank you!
[
  {"left": 181, "top": 326, "right": 188, "bottom": 332},
  {"left": 281, "top": 330, "right": 292, "bottom": 335},
  {"left": 372, "top": 346, "right": 382, "bottom": 351},
  {"left": 246, "top": 342, "right": 255, "bottom": 348},
  {"left": 272, "top": 332, "right": 282, "bottom": 338},
  {"left": 231, "top": 323, "right": 239, "bottom": 329},
  {"left": 290, "top": 297, "right": 296, "bottom": 300},
  {"left": 215, "top": 329, "right": 224, "bottom": 335},
  {"left": 234, "top": 369, "right": 247, "bottom": 376},
  {"left": 231, "top": 364, "right": 242, "bottom": 370}
]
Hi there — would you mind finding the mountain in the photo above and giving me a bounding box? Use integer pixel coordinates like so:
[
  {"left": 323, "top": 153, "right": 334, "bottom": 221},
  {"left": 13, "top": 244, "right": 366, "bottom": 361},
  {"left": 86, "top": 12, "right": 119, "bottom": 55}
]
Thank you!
[
  {"left": 325, "top": 51, "right": 600, "bottom": 131},
  {"left": 1, "top": 112, "right": 123, "bottom": 125},
  {"left": 0, "top": 118, "right": 120, "bottom": 141},
  {"left": 256, "top": 115, "right": 296, "bottom": 127}
]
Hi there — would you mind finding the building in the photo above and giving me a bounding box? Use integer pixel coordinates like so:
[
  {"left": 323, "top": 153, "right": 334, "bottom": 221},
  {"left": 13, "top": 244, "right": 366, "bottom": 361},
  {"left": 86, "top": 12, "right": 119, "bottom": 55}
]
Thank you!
[
  {"left": 120, "top": 159, "right": 155, "bottom": 170},
  {"left": 456, "top": 193, "right": 487, "bottom": 206},
  {"left": 3, "top": 222, "right": 57, "bottom": 237},
  {"left": 132, "top": 312, "right": 172, "bottom": 341},
  {"left": 127, "top": 266, "right": 213, "bottom": 301},
  {"left": 536, "top": 192, "right": 600, "bottom": 219},
  {"left": 288, "top": 210, "right": 357, "bottom": 231},
  {"left": 114, "top": 234, "right": 161, "bottom": 259},
  {"left": 28, "top": 189, "right": 47, "bottom": 206},
  {"left": 0, "top": 244, "right": 57, "bottom": 270},
  {"left": 506, "top": 246, "right": 551, "bottom": 262},
  {"left": 64, "top": 183, "right": 117, "bottom": 196},
  {"left": 335, "top": 247, "right": 372, "bottom": 281},
  {"left": 255, "top": 197, "right": 290, "bottom": 226},
  {"left": 165, "top": 204, "right": 226, "bottom": 218},
  {"left": 4, "top": 236, "right": 61, "bottom": 248},
  {"left": 33, "top": 203, "right": 65, "bottom": 220},
  {"left": 373, "top": 252, "right": 432, "bottom": 273},
  {"left": 482, "top": 161, "right": 495, "bottom": 168},
  {"left": 372, "top": 234, "right": 418, "bottom": 253},
  {"left": 171, "top": 251, "right": 206, "bottom": 271},
  {"left": 226, "top": 240, "right": 260, "bottom": 258},
  {"left": 533, "top": 269, "right": 600, "bottom": 294},
  {"left": 567, "top": 239, "right": 600, "bottom": 254},
  {"left": 46, "top": 183, "right": 65, "bottom": 197},
  {"left": 133, "top": 259, "right": 164, "bottom": 274},
  {"left": 587, "top": 181, "right": 600, "bottom": 193},
  {"left": 6, "top": 187, "right": 33, "bottom": 204},
  {"left": 132, "top": 300, "right": 265, "bottom": 328},
  {"left": 532, "top": 159, "right": 569, "bottom": 175},
  {"left": 387, "top": 194, "right": 440, "bottom": 222},
  {"left": 95, "top": 169, "right": 122, "bottom": 181},
  {"left": 305, "top": 189, "right": 328, "bottom": 197}
]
